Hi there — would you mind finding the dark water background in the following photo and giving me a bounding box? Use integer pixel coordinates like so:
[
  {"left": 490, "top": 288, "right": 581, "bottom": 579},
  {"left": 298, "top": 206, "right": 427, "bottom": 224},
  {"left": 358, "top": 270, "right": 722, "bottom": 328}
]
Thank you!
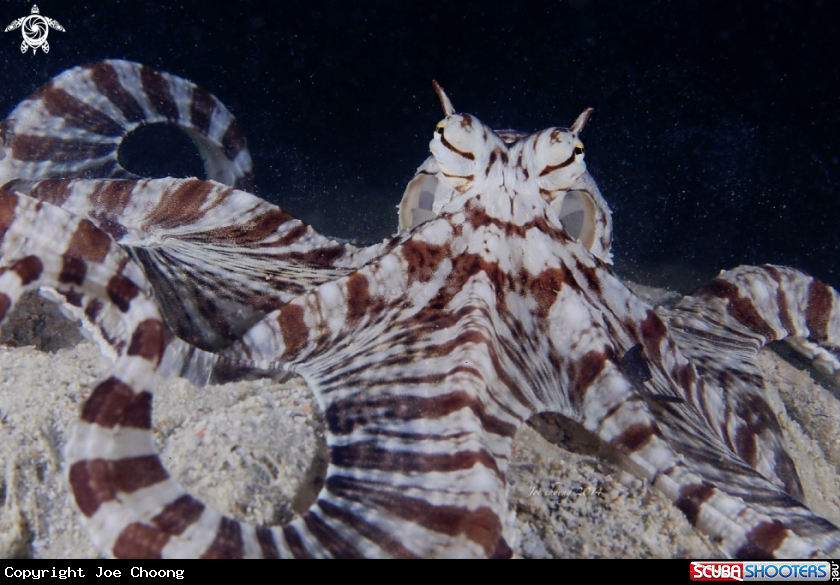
[{"left": 1, "top": 0, "right": 838, "bottom": 292}]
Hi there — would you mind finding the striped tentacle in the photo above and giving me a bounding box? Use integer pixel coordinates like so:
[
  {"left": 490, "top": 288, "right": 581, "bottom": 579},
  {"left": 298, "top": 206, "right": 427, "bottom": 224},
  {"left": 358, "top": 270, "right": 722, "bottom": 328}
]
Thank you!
[
  {"left": 0, "top": 189, "right": 292, "bottom": 558},
  {"left": 555, "top": 352, "right": 836, "bottom": 558},
  {"left": 0, "top": 187, "right": 152, "bottom": 351},
  {"left": 501, "top": 234, "right": 840, "bottom": 558},
  {"left": 643, "top": 390, "right": 840, "bottom": 557},
  {"left": 0, "top": 190, "right": 178, "bottom": 555},
  {"left": 4, "top": 178, "right": 388, "bottom": 361},
  {"left": 619, "top": 339, "right": 840, "bottom": 558},
  {"left": 655, "top": 265, "right": 840, "bottom": 492},
  {"left": 0, "top": 60, "right": 253, "bottom": 191},
  {"left": 576, "top": 314, "right": 840, "bottom": 558},
  {"left": 675, "top": 264, "right": 840, "bottom": 374},
  {"left": 610, "top": 266, "right": 840, "bottom": 557}
]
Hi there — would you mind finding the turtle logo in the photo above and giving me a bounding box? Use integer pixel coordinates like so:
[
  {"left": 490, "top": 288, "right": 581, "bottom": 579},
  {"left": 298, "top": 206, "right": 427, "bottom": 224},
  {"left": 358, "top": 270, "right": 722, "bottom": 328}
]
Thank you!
[{"left": 4, "top": 5, "right": 65, "bottom": 54}]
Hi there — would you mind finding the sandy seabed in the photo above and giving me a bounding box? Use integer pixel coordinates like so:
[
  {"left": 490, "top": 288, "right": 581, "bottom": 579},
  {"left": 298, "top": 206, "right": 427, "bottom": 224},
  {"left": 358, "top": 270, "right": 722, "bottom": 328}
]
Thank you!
[{"left": 1, "top": 289, "right": 839, "bottom": 559}]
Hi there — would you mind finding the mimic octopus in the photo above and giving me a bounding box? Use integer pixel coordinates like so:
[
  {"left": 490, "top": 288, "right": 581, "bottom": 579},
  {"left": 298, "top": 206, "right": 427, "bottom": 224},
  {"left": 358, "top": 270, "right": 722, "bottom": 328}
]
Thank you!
[{"left": 0, "top": 60, "right": 838, "bottom": 558}]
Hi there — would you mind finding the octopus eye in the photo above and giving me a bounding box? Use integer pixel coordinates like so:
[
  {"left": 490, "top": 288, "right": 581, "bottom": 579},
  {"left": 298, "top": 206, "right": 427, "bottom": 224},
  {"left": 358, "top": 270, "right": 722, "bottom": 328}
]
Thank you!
[{"left": 574, "top": 145, "right": 584, "bottom": 156}]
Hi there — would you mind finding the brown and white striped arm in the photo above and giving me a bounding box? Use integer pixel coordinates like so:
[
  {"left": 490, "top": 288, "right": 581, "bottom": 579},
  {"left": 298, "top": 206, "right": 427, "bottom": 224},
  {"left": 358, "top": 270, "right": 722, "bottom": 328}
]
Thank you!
[
  {"left": 0, "top": 60, "right": 253, "bottom": 190},
  {"left": 4, "top": 177, "right": 387, "bottom": 355},
  {"left": 655, "top": 265, "right": 840, "bottom": 500}
]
